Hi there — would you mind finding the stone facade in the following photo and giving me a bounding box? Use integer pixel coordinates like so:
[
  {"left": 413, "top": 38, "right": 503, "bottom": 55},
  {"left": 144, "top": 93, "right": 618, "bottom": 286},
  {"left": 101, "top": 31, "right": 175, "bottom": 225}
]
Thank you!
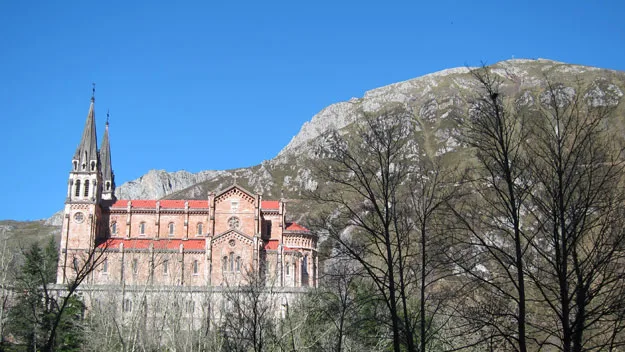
[{"left": 57, "top": 96, "right": 318, "bottom": 290}]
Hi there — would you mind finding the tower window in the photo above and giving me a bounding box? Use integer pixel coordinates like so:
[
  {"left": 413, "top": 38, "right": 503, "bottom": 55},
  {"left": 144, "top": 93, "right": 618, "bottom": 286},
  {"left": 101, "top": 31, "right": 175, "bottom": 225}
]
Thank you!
[
  {"left": 75, "top": 180, "right": 81, "bottom": 197},
  {"left": 285, "top": 263, "right": 290, "bottom": 276},
  {"left": 90, "top": 161, "right": 95, "bottom": 171},
  {"left": 132, "top": 259, "right": 138, "bottom": 274},
  {"left": 73, "top": 258, "right": 79, "bottom": 273},
  {"left": 106, "top": 181, "right": 111, "bottom": 191},
  {"left": 163, "top": 260, "right": 169, "bottom": 275},
  {"left": 303, "top": 255, "right": 308, "bottom": 275},
  {"left": 193, "top": 260, "right": 198, "bottom": 275},
  {"left": 102, "top": 258, "right": 108, "bottom": 273},
  {"left": 84, "top": 180, "right": 89, "bottom": 197},
  {"left": 168, "top": 223, "right": 175, "bottom": 236},
  {"left": 111, "top": 222, "right": 117, "bottom": 235},
  {"left": 197, "top": 223, "right": 203, "bottom": 236},
  {"left": 73, "top": 160, "right": 77, "bottom": 170},
  {"left": 139, "top": 222, "right": 145, "bottom": 235},
  {"left": 236, "top": 256, "right": 241, "bottom": 272}
]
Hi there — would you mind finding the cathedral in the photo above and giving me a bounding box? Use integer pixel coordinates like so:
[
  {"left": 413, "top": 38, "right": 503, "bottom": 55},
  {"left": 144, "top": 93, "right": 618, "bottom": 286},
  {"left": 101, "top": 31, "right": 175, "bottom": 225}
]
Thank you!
[{"left": 56, "top": 94, "right": 318, "bottom": 290}]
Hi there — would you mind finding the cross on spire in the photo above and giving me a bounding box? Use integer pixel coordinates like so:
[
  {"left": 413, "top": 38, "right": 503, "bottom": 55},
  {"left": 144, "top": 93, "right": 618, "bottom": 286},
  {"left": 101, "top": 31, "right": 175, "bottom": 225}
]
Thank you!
[
  {"left": 106, "top": 109, "right": 110, "bottom": 125},
  {"left": 91, "top": 83, "right": 96, "bottom": 102}
]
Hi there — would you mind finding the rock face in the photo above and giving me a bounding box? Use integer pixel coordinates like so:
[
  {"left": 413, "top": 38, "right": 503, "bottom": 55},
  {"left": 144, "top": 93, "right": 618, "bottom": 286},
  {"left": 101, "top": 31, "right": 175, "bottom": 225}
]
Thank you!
[
  {"left": 44, "top": 211, "right": 64, "bottom": 226},
  {"left": 46, "top": 59, "right": 625, "bottom": 223},
  {"left": 114, "top": 169, "right": 227, "bottom": 200}
]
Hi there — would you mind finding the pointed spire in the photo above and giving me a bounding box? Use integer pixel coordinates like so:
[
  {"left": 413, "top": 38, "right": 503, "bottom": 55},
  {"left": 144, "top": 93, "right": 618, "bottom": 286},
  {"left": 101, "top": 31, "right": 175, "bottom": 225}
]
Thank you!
[
  {"left": 100, "top": 110, "right": 115, "bottom": 200},
  {"left": 72, "top": 86, "right": 98, "bottom": 171}
]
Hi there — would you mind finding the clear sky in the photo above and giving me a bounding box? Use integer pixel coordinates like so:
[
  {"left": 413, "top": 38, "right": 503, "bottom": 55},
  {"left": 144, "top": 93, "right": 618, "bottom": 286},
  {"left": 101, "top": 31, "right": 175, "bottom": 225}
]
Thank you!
[{"left": 1, "top": 1, "right": 624, "bottom": 221}]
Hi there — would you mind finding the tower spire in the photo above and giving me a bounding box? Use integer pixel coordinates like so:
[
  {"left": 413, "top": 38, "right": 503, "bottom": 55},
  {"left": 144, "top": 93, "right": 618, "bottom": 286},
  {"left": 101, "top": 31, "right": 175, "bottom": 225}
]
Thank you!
[
  {"left": 100, "top": 109, "right": 115, "bottom": 200},
  {"left": 72, "top": 87, "right": 98, "bottom": 172}
]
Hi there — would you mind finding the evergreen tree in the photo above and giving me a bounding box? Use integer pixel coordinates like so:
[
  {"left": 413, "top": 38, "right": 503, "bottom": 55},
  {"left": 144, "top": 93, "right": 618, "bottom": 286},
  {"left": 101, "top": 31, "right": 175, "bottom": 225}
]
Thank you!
[{"left": 7, "top": 238, "right": 84, "bottom": 351}]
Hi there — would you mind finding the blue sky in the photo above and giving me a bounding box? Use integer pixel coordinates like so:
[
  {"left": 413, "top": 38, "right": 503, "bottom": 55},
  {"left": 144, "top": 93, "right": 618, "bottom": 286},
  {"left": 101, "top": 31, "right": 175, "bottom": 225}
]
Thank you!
[{"left": 1, "top": 0, "right": 624, "bottom": 220}]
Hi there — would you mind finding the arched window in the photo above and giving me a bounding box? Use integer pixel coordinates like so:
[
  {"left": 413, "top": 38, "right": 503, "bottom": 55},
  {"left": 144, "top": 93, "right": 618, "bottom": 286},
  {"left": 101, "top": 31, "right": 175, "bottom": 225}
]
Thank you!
[
  {"left": 111, "top": 222, "right": 117, "bottom": 235},
  {"left": 90, "top": 161, "right": 95, "bottom": 171},
  {"left": 74, "top": 180, "right": 81, "bottom": 197},
  {"left": 84, "top": 179, "right": 89, "bottom": 197},
  {"left": 222, "top": 256, "right": 228, "bottom": 272},
  {"left": 73, "top": 258, "right": 79, "bottom": 272},
  {"left": 193, "top": 260, "right": 199, "bottom": 275},
  {"left": 139, "top": 222, "right": 145, "bottom": 235},
  {"left": 185, "top": 300, "right": 195, "bottom": 313},
  {"left": 197, "top": 223, "right": 203, "bottom": 235},
  {"left": 102, "top": 258, "right": 108, "bottom": 273},
  {"left": 229, "top": 252, "right": 234, "bottom": 272},
  {"left": 163, "top": 260, "right": 169, "bottom": 275},
  {"left": 285, "top": 263, "right": 290, "bottom": 276},
  {"left": 73, "top": 160, "right": 77, "bottom": 170},
  {"left": 303, "top": 255, "right": 308, "bottom": 275},
  {"left": 132, "top": 258, "right": 138, "bottom": 274},
  {"left": 168, "top": 223, "right": 175, "bottom": 236},
  {"left": 106, "top": 181, "right": 111, "bottom": 191},
  {"left": 123, "top": 299, "right": 132, "bottom": 313},
  {"left": 236, "top": 256, "right": 241, "bottom": 272}
]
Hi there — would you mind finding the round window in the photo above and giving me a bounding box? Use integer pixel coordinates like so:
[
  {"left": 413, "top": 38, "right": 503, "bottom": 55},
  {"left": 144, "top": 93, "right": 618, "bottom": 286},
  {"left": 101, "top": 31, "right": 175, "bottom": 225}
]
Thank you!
[
  {"left": 73, "top": 212, "right": 85, "bottom": 223},
  {"left": 228, "top": 216, "right": 240, "bottom": 229}
]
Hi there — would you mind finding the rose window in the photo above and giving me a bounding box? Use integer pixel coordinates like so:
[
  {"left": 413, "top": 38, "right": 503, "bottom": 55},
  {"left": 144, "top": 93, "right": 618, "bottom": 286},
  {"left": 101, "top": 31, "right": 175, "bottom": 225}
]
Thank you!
[
  {"left": 73, "top": 212, "right": 85, "bottom": 223},
  {"left": 228, "top": 216, "right": 240, "bottom": 229}
]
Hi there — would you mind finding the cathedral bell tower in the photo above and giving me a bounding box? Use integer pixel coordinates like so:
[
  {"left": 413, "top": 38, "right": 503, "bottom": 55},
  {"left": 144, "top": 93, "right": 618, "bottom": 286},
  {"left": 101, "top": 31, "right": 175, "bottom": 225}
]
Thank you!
[{"left": 58, "top": 87, "right": 115, "bottom": 284}]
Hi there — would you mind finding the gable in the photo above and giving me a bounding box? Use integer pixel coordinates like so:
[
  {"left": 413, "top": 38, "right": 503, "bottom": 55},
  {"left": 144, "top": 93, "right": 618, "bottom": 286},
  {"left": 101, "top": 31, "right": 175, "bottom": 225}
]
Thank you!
[
  {"left": 212, "top": 229, "right": 253, "bottom": 243},
  {"left": 214, "top": 185, "right": 256, "bottom": 208}
]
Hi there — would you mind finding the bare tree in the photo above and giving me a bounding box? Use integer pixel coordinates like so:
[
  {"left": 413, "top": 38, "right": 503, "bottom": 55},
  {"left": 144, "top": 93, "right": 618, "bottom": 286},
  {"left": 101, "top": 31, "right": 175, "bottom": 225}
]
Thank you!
[
  {"left": 0, "top": 230, "right": 16, "bottom": 349},
  {"left": 82, "top": 250, "right": 220, "bottom": 352},
  {"left": 449, "top": 67, "right": 531, "bottom": 352},
  {"left": 522, "top": 80, "right": 625, "bottom": 351},
  {"left": 308, "top": 107, "right": 421, "bottom": 352},
  {"left": 297, "top": 258, "right": 386, "bottom": 352},
  {"left": 219, "top": 266, "right": 280, "bottom": 352},
  {"left": 409, "top": 111, "right": 466, "bottom": 352}
]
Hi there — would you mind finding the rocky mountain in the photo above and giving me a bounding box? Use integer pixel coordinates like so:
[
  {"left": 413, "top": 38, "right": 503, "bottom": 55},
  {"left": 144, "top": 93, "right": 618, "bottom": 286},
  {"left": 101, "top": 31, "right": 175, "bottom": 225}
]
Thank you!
[
  {"left": 123, "top": 59, "right": 625, "bottom": 210},
  {"left": 7, "top": 58, "right": 623, "bottom": 248}
]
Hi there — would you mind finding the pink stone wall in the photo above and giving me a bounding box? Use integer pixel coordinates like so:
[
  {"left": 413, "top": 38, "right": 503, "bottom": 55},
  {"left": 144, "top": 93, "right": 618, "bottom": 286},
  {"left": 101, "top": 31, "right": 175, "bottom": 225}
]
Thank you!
[{"left": 58, "top": 186, "right": 318, "bottom": 288}]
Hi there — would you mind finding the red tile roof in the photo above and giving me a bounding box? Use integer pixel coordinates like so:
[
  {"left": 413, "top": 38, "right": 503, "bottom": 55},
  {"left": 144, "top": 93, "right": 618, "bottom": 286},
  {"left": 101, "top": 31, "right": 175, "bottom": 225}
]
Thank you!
[
  {"left": 131, "top": 200, "right": 157, "bottom": 208},
  {"left": 111, "top": 200, "right": 129, "bottom": 208},
  {"left": 109, "top": 199, "right": 209, "bottom": 209},
  {"left": 263, "top": 239, "right": 295, "bottom": 251},
  {"left": 261, "top": 200, "right": 279, "bottom": 210},
  {"left": 160, "top": 200, "right": 186, "bottom": 208},
  {"left": 285, "top": 222, "right": 309, "bottom": 232},
  {"left": 264, "top": 239, "right": 280, "bottom": 250},
  {"left": 187, "top": 200, "right": 209, "bottom": 208},
  {"left": 98, "top": 238, "right": 205, "bottom": 250}
]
